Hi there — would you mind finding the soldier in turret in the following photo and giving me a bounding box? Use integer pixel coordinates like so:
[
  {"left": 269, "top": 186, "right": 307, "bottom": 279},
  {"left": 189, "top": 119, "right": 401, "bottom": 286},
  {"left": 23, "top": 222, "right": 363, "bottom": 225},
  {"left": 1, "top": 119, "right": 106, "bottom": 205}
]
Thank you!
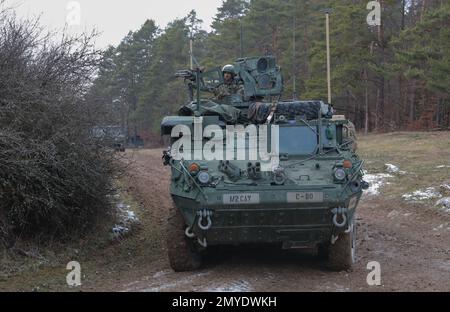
[{"left": 214, "top": 64, "right": 244, "bottom": 101}]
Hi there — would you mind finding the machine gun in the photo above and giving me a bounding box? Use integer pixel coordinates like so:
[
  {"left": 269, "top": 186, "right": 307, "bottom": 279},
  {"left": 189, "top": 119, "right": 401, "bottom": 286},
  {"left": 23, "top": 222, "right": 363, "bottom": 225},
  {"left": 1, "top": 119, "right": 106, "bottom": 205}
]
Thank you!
[
  {"left": 175, "top": 68, "right": 218, "bottom": 102},
  {"left": 175, "top": 69, "right": 196, "bottom": 82},
  {"left": 175, "top": 69, "right": 198, "bottom": 101}
]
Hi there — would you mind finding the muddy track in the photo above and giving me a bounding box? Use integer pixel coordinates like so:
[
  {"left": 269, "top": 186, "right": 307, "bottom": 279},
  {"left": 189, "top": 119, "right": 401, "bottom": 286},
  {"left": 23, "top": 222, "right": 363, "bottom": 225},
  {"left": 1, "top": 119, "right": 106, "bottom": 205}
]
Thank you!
[{"left": 121, "top": 149, "right": 450, "bottom": 292}]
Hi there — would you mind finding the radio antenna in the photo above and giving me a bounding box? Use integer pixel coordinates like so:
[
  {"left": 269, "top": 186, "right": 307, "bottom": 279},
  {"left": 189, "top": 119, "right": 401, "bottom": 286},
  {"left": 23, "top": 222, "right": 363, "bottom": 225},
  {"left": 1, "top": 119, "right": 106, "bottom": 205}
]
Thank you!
[
  {"left": 189, "top": 35, "right": 200, "bottom": 69},
  {"left": 240, "top": 20, "right": 244, "bottom": 58},
  {"left": 292, "top": 15, "right": 297, "bottom": 100},
  {"left": 189, "top": 37, "right": 194, "bottom": 70},
  {"left": 324, "top": 9, "right": 332, "bottom": 104}
]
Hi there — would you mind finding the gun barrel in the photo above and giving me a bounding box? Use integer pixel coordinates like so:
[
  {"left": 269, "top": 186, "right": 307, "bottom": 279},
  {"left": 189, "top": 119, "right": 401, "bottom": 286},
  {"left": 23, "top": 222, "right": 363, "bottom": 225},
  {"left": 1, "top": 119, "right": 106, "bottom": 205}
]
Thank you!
[{"left": 175, "top": 70, "right": 195, "bottom": 81}]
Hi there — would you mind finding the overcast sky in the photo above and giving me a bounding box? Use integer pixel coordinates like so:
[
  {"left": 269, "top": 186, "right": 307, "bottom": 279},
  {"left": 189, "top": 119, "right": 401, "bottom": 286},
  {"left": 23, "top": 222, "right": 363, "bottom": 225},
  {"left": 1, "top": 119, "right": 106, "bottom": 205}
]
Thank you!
[{"left": 4, "top": 0, "right": 223, "bottom": 48}]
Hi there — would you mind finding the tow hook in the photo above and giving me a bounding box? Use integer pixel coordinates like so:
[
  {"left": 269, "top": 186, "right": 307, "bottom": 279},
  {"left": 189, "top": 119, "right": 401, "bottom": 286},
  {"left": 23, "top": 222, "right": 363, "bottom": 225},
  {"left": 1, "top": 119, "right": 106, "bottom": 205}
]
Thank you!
[
  {"left": 185, "top": 226, "right": 195, "bottom": 238},
  {"left": 197, "top": 209, "right": 213, "bottom": 231},
  {"left": 197, "top": 237, "right": 208, "bottom": 248},
  {"left": 331, "top": 234, "right": 339, "bottom": 244},
  {"left": 331, "top": 208, "right": 348, "bottom": 228},
  {"left": 345, "top": 223, "right": 353, "bottom": 234},
  {"left": 331, "top": 220, "right": 353, "bottom": 245}
]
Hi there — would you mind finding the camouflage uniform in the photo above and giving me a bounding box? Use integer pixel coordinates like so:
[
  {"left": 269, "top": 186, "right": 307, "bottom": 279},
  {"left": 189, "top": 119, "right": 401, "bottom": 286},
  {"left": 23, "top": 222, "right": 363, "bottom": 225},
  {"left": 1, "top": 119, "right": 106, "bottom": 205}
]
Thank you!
[
  {"left": 343, "top": 121, "right": 358, "bottom": 152},
  {"left": 214, "top": 80, "right": 244, "bottom": 101}
]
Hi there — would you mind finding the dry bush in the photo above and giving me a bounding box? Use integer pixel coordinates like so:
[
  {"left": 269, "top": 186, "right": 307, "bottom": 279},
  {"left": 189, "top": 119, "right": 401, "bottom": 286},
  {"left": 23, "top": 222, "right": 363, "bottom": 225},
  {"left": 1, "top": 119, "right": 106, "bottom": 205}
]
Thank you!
[{"left": 0, "top": 10, "right": 121, "bottom": 245}]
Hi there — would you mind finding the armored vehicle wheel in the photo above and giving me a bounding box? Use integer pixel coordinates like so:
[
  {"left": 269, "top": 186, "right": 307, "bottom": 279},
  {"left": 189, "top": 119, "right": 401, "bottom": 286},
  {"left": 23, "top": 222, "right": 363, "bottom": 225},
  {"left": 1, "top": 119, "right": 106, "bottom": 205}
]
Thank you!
[
  {"left": 327, "top": 221, "right": 356, "bottom": 271},
  {"left": 317, "top": 244, "right": 329, "bottom": 260},
  {"left": 166, "top": 204, "right": 202, "bottom": 272}
]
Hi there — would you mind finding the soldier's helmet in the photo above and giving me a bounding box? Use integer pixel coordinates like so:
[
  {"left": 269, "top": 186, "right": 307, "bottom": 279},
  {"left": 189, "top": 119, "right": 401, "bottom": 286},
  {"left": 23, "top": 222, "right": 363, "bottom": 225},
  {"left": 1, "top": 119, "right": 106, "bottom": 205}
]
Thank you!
[{"left": 222, "top": 64, "right": 235, "bottom": 75}]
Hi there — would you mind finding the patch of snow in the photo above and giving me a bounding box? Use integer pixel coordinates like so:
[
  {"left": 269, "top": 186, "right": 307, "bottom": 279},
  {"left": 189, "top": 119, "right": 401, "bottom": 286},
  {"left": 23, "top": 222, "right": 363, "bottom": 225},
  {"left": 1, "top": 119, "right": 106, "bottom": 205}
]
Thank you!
[
  {"left": 117, "top": 202, "right": 139, "bottom": 225},
  {"left": 363, "top": 171, "right": 393, "bottom": 196},
  {"left": 124, "top": 210, "right": 138, "bottom": 223},
  {"left": 402, "top": 187, "right": 442, "bottom": 202},
  {"left": 112, "top": 202, "right": 139, "bottom": 237},
  {"left": 436, "top": 165, "right": 450, "bottom": 169},
  {"left": 153, "top": 270, "right": 171, "bottom": 279},
  {"left": 333, "top": 283, "right": 351, "bottom": 292},
  {"left": 440, "top": 184, "right": 450, "bottom": 191},
  {"left": 117, "top": 202, "right": 131, "bottom": 211},
  {"left": 206, "top": 280, "right": 253, "bottom": 292},
  {"left": 141, "top": 272, "right": 210, "bottom": 292},
  {"left": 323, "top": 283, "right": 351, "bottom": 292},
  {"left": 435, "top": 197, "right": 450, "bottom": 213},
  {"left": 112, "top": 226, "right": 129, "bottom": 237},
  {"left": 385, "top": 164, "right": 399, "bottom": 173},
  {"left": 385, "top": 164, "right": 407, "bottom": 175}
]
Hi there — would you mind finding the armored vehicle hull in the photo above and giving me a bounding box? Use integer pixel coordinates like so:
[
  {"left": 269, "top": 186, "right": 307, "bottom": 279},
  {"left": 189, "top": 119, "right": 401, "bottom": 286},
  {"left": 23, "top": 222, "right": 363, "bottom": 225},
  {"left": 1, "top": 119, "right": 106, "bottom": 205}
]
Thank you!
[
  {"left": 163, "top": 57, "right": 367, "bottom": 272},
  {"left": 173, "top": 181, "right": 360, "bottom": 248}
]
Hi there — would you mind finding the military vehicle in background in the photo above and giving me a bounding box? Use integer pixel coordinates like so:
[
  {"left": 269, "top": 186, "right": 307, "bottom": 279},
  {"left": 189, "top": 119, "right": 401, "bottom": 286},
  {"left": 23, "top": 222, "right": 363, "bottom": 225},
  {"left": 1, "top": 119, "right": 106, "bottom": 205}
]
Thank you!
[
  {"left": 92, "top": 126, "right": 127, "bottom": 152},
  {"left": 162, "top": 56, "right": 368, "bottom": 271}
]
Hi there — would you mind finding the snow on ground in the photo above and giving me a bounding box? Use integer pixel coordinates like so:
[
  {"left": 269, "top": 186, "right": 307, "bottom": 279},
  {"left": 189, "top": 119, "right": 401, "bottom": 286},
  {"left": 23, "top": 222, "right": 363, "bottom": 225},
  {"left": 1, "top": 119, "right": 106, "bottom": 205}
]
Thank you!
[
  {"left": 435, "top": 198, "right": 450, "bottom": 213},
  {"left": 323, "top": 283, "right": 351, "bottom": 292},
  {"left": 402, "top": 187, "right": 442, "bottom": 202},
  {"left": 436, "top": 165, "right": 450, "bottom": 169},
  {"left": 385, "top": 164, "right": 399, "bottom": 173},
  {"left": 112, "top": 202, "right": 140, "bottom": 237},
  {"left": 363, "top": 171, "right": 393, "bottom": 196},
  {"left": 205, "top": 280, "right": 254, "bottom": 292},
  {"left": 141, "top": 272, "right": 211, "bottom": 292},
  {"left": 117, "top": 202, "right": 139, "bottom": 222},
  {"left": 123, "top": 209, "right": 138, "bottom": 223},
  {"left": 385, "top": 163, "right": 406, "bottom": 174},
  {"left": 362, "top": 164, "right": 409, "bottom": 196},
  {"left": 401, "top": 184, "right": 450, "bottom": 211},
  {"left": 112, "top": 225, "right": 129, "bottom": 236},
  {"left": 153, "top": 270, "right": 171, "bottom": 279}
]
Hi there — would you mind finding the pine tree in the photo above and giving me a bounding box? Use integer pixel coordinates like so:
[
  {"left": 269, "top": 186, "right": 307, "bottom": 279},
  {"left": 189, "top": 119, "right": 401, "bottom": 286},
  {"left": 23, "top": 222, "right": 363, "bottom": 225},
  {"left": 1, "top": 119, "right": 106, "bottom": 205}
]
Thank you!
[{"left": 88, "top": 0, "right": 450, "bottom": 139}]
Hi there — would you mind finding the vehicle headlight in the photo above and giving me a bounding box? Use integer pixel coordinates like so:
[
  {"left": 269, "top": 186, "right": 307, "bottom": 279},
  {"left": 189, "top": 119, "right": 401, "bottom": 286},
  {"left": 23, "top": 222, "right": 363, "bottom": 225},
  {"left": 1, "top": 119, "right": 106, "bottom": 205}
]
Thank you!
[
  {"left": 197, "top": 171, "right": 211, "bottom": 185},
  {"left": 188, "top": 163, "right": 200, "bottom": 175},
  {"left": 334, "top": 168, "right": 346, "bottom": 181}
]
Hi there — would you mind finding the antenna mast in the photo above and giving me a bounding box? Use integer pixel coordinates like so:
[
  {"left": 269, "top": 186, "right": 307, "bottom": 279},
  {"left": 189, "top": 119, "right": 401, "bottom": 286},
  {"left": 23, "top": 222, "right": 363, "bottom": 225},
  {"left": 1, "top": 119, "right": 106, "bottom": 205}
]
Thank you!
[
  {"left": 188, "top": 32, "right": 200, "bottom": 114},
  {"left": 190, "top": 37, "right": 194, "bottom": 70},
  {"left": 325, "top": 10, "right": 332, "bottom": 104},
  {"left": 240, "top": 20, "right": 244, "bottom": 58},
  {"left": 292, "top": 15, "right": 297, "bottom": 100}
]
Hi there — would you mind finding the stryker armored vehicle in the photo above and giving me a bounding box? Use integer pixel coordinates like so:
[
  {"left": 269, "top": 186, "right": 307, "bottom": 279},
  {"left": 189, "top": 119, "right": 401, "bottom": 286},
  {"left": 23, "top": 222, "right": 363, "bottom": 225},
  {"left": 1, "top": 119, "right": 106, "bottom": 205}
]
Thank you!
[{"left": 162, "top": 56, "right": 368, "bottom": 271}]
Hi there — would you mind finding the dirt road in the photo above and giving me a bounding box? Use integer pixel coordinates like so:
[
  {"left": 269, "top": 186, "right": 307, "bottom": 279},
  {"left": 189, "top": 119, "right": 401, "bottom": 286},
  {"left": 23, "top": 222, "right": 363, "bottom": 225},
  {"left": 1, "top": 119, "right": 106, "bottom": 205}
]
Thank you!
[{"left": 120, "top": 148, "right": 450, "bottom": 292}]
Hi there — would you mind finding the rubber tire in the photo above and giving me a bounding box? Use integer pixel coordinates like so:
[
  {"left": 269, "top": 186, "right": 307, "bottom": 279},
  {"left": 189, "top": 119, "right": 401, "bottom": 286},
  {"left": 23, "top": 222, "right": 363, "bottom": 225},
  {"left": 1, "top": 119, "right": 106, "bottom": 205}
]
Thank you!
[
  {"left": 327, "top": 222, "right": 356, "bottom": 271},
  {"left": 166, "top": 204, "right": 202, "bottom": 272},
  {"left": 317, "top": 244, "right": 329, "bottom": 261}
]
